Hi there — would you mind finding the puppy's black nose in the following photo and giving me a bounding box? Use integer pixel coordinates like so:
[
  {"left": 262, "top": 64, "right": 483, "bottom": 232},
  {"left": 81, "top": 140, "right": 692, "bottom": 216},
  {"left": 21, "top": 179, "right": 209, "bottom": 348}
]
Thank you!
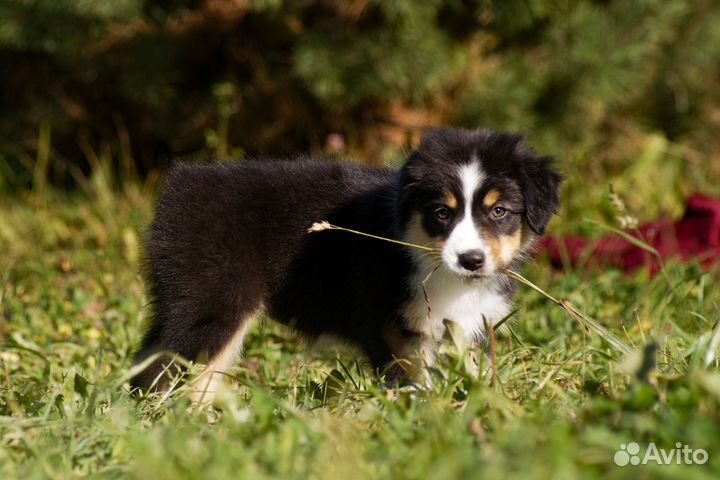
[{"left": 458, "top": 250, "right": 485, "bottom": 271}]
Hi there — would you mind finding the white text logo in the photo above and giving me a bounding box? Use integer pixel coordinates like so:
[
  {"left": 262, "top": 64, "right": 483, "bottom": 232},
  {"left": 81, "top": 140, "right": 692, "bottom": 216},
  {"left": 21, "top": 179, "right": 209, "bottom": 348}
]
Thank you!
[{"left": 614, "top": 442, "right": 708, "bottom": 466}]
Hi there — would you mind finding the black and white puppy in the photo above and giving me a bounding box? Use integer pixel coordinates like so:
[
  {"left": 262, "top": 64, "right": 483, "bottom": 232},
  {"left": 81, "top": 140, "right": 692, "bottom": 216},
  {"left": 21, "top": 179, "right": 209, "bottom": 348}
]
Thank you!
[{"left": 131, "top": 128, "right": 561, "bottom": 399}]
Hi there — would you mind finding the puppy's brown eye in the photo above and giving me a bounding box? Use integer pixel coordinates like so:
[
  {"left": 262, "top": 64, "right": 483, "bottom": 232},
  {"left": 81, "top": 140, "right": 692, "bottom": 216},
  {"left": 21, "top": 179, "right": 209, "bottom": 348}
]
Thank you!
[
  {"left": 434, "top": 206, "right": 451, "bottom": 220},
  {"left": 491, "top": 206, "right": 507, "bottom": 219}
]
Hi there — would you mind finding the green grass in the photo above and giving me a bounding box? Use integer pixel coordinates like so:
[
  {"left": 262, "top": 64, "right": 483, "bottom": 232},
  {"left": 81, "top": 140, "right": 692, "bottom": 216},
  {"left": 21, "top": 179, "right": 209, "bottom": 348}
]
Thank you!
[{"left": 1, "top": 178, "right": 720, "bottom": 479}]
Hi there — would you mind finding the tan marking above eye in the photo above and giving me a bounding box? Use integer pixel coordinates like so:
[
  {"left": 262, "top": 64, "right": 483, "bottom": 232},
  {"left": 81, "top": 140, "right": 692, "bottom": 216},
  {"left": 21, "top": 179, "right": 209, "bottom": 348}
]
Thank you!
[
  {"left": 443, "top": 192, "right": 458, "bottom": 209},
  {"left": 483, "top": 188, "right": 501, "bottom": 208}
]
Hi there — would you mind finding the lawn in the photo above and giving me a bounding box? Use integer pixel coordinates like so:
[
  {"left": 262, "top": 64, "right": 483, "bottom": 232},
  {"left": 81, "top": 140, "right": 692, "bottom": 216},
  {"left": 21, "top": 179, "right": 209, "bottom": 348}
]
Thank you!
[{"left": 1, "top": 169, "right": 720, "bottom": 479}]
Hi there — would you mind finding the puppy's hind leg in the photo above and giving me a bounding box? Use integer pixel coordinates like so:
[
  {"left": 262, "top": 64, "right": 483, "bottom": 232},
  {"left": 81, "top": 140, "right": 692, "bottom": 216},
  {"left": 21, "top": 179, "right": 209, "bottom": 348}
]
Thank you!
[
  {"left": 130, "top": 309, "right": 186, "bottom": 395},
  {"left": 130, "top": 297, "right": 261, "bottom": 403},
  {"left": 190, "top": 313, "right": 258, "bottom": 404}
]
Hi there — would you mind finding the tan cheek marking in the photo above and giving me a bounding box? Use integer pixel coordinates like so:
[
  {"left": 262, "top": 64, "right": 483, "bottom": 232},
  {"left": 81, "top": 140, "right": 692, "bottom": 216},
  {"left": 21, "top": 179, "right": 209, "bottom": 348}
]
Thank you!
[
  {"left": 483, "top": 188, "right": 501, "bottom": 208},
  {"left": 485, "top": 229, "right": 523, "bottom": 267},
  {"left": 486, "top": 235, "right": 503, "bottom": 267},
  {"left": 500, "top": 229, "right": 523, "bottom": 264},
  {"left": 443, "top": 192, "right": 458, "bottom": 209},
  {"left": 520, "top": 221, "right": 538, "bottom": 249},
  {"left": 405, "top": 212, "right": 444, "bottom": 250}
]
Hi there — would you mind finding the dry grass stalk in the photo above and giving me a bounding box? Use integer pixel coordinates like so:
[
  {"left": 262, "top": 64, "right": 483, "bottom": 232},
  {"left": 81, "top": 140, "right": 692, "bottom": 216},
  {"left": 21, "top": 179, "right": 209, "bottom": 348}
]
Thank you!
[{"left": 308, "top": 221, "right": 632, "bottom": 357}]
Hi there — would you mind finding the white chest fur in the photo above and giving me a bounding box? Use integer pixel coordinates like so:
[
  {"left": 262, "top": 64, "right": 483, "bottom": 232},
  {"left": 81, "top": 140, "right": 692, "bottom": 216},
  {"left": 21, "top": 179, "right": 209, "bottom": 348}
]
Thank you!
[{"left": 403, "top": 267, "right": 511, "bottom": 342}]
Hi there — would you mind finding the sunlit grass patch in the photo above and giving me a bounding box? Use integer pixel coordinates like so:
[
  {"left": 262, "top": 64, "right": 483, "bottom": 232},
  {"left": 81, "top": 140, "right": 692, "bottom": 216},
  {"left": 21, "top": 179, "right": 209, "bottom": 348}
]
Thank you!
[{"left": 1, "top": 185, "right": 720, "bottom": 479}]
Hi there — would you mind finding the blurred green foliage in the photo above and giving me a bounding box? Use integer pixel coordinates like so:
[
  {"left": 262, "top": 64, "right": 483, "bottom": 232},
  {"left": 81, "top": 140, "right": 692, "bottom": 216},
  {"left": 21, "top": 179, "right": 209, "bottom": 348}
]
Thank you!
[
  {"left": 1, "top": 2, "right": 719, "bottom": 153},
  {"left": 1, "top": 0, "right": 720, "bottom": 221}
]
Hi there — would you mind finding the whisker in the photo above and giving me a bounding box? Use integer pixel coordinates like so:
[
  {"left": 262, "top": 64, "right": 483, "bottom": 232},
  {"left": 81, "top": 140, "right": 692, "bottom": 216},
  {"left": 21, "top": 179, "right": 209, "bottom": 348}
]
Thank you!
[{"left": 417, "top": 252, "right": 443, "bottom": 262}]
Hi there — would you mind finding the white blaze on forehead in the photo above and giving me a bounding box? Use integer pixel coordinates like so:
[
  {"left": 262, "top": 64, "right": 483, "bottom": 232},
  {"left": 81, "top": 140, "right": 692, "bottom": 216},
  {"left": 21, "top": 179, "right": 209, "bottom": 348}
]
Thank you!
[
  {"left": 443, "top": 161, "right": 487, "bottom": 271},
  {"left": 458, "top": 161, "right": 483, "bottom": 216}
]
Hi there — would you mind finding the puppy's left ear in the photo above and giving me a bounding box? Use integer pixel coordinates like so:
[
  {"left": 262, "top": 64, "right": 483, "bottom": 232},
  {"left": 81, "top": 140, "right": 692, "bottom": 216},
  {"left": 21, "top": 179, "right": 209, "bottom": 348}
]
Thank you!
[{"left": 519, "top": 156, "right": 562, "bottom": 235}]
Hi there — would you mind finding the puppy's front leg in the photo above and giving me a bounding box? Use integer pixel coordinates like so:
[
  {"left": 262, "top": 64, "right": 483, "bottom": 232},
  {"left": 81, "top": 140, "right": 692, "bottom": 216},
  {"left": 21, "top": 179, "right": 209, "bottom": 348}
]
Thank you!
[{"left": 381, "top": 326, "right": 437, "bottom": 388}]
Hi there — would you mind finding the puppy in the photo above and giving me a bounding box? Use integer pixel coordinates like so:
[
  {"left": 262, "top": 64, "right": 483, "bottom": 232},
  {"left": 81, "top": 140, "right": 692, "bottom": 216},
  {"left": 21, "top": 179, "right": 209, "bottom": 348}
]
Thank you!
[{"left": 130, "top": 128, "right": 561, "bottom": 399}]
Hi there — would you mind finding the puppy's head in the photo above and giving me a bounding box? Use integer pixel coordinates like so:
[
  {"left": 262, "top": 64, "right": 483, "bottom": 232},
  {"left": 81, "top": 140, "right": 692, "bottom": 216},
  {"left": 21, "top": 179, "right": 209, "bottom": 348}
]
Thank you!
[{"left": 398, "top": 128, "right": 561, "bottom": 278}]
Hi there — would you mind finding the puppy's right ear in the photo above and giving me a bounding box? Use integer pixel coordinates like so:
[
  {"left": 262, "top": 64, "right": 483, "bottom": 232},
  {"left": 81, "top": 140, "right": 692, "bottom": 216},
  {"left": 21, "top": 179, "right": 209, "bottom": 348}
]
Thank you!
[
  {"left": 399, "top": 150, "right": 420, "bottom": 183},
  {"left": 519, "top": 156, "right": 562, "bottom": 235},
  {"left": 397, "top": 151, "right": 422, "bottom": 224}
]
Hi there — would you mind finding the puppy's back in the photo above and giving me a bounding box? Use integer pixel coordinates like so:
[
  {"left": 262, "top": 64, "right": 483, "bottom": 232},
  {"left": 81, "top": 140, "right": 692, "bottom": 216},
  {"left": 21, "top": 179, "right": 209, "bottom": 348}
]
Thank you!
[{"left": 148, "top": 160, "right": 391, "bottom": 283}]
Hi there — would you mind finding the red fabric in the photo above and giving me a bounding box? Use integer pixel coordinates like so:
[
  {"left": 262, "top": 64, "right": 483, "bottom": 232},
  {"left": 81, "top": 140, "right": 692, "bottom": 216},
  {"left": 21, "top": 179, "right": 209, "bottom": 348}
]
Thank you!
[{"left": 542, "top": 194, "right": 720, "bottom": 272}]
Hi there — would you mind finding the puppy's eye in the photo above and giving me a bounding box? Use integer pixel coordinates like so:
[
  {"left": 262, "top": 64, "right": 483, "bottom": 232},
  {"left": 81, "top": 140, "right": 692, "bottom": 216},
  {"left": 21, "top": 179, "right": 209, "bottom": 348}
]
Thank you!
[
  {"left": 433, "top": 206, "right": 451, "bottom": 220},
  {"left": 491, "top": 206, "right": 507, "bottom": 219}
]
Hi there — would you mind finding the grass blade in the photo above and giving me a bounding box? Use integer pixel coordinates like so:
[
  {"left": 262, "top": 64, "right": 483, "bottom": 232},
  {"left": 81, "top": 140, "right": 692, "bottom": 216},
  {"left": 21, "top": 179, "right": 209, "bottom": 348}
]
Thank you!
[{"left": 506, "top": 270, "right": 632, "bottom": 356}]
